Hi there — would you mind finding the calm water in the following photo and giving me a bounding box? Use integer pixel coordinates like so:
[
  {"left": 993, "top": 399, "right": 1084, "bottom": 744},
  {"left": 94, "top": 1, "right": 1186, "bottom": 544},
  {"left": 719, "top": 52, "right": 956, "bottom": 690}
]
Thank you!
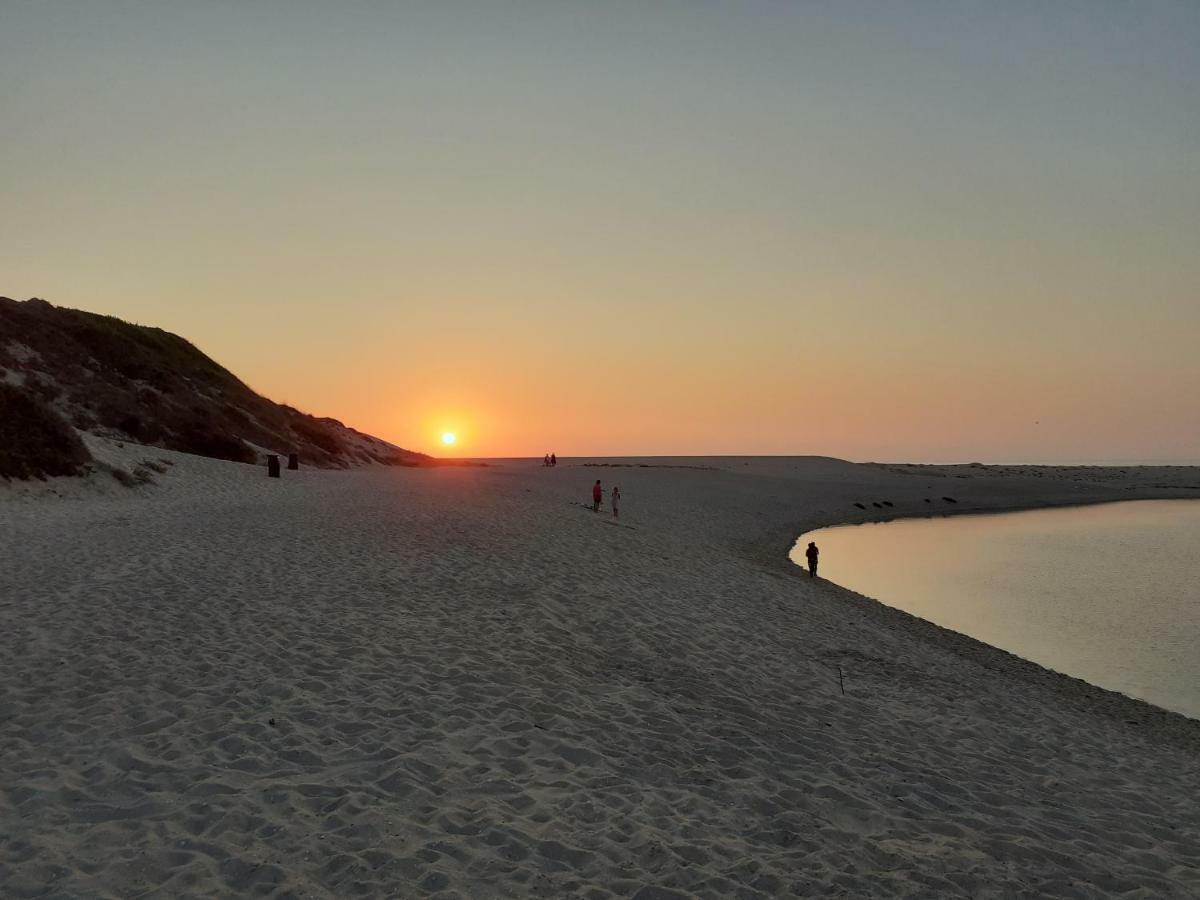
[{"left": 792, "top": 500, "right": 1200, "bottom": 719}]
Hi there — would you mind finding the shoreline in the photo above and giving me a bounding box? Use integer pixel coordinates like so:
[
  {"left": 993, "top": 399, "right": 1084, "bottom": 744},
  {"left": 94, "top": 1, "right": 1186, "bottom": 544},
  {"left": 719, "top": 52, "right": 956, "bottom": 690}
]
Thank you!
[{"left": 771, "top": 494, "right": 1200, "bottom": 754}]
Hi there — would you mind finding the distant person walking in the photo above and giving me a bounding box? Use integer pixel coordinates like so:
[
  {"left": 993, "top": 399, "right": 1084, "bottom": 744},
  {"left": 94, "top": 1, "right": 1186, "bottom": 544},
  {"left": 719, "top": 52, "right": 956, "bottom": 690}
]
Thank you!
[
  {"left": 805, "top": 541, "right": 819, "bottom": 578},
  {"left": 611, "top": 486, "right": 621, "bottom": 518},
  {"left": 550, "top": 452, "right": 557, "bottom": 467},
  {"left": 543, "top": 453, "right": 551, "bottom": 467},
  {"left": 592, "top": 479, "right": 603, "bottom": 512}
]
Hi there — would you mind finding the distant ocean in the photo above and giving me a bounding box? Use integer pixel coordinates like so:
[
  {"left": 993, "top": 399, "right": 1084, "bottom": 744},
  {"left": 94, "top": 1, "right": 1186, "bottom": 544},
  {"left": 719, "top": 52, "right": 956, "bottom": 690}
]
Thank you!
[{"left": 794, "top": 500, "right": 1200, "bottom": 719}]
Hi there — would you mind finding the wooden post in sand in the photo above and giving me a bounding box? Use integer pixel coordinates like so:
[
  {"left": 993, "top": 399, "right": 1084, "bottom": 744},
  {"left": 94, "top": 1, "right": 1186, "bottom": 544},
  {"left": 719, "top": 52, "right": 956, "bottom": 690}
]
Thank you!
[
  {"left": 288, "top": 453, "right": 299, "bottom": 470},
  {"left": 267, "top": 455, "right": 281, "bottom": 478}
]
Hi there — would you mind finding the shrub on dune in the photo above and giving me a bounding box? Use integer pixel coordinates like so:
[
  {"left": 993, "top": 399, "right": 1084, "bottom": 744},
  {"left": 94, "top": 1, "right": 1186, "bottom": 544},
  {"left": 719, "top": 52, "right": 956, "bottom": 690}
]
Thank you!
[{"left": 0, "top": 384, "right": 92, "bottom": 479}]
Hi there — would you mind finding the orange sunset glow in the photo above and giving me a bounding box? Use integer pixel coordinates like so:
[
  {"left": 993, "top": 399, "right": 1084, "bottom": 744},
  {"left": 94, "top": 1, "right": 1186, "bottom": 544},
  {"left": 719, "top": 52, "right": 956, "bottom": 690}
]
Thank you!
[
  {"left": 3, "top": 4, "right": 1197, "bottom": 463},
  {"left": 5, "top": 6, "right": 1200, "bottom": 898}
]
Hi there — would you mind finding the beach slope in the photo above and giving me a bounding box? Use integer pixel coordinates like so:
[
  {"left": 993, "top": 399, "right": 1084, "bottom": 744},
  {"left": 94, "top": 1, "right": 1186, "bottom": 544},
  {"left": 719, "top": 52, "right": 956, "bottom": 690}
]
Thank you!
[{"left": 2, "top": 455, "right": 1198, "bottom": 897}]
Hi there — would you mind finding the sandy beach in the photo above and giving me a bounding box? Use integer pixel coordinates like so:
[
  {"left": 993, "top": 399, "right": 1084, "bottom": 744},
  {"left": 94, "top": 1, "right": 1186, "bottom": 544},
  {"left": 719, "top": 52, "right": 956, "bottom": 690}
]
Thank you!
[{"left": 3, "top": 448, "right": 1200, "bottom": 898}]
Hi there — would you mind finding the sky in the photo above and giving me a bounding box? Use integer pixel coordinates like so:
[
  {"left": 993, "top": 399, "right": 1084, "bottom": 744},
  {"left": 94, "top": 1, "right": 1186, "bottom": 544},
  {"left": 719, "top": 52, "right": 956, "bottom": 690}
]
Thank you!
[{"left": 2, "top": 1, "right": 1198, "bottom": 461}]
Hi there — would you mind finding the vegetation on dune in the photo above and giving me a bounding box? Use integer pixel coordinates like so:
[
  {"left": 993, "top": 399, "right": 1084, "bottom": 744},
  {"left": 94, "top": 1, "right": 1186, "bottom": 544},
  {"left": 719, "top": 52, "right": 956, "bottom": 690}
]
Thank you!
[
  {"left": 0, "top": 297, "right": 428, "bottom": 477},
  {"left": 0, "top": 383, "right": 92, "bottom": 480}
]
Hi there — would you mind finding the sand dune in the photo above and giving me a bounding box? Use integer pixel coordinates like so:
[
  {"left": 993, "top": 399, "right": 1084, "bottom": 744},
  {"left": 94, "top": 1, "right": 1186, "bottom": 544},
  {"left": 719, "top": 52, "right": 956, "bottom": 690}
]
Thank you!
[{"left": 2, "top": 449, "right": 1199, "bottom": 897}]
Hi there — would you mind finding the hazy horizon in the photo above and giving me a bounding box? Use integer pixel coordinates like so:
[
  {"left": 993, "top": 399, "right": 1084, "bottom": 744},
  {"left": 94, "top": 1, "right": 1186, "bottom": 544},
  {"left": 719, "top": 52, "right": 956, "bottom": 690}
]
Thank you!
[{"left": 3, "top": 3, "right": 1198, "bottom": 460}]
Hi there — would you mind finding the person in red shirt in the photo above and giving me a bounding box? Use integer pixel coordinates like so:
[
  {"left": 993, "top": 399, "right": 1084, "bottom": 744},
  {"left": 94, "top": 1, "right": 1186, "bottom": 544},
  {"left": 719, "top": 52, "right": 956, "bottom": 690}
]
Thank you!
[{"left": 592, "top": 480, "right": 603, "bottom": 512}]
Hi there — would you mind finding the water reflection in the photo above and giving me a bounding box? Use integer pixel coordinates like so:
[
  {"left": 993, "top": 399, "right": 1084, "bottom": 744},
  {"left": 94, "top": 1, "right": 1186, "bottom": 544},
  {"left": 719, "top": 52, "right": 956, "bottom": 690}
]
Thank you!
[{"left": 792, "top": 500, "right": 1200, "bottom": 719}]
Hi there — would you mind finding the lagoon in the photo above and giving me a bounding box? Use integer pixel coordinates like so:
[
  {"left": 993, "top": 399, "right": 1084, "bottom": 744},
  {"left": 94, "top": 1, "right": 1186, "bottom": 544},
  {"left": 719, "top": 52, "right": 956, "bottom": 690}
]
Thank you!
[{"left": 794, "top": 500, "right": 1200, "bottom": 719}]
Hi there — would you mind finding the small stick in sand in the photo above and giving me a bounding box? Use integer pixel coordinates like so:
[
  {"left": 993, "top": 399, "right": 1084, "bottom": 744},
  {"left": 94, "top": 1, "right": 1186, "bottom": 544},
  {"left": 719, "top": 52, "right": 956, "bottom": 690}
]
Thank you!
[{"left": 837, "top": 665, "right": 845, "bottom": 696}]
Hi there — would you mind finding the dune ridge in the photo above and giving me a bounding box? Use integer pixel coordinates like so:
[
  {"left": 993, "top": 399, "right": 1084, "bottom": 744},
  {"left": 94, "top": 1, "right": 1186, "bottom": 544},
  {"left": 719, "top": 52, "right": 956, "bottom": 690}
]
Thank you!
[{"left": 0, "top": 297, "right": 428, "bottom": 473}]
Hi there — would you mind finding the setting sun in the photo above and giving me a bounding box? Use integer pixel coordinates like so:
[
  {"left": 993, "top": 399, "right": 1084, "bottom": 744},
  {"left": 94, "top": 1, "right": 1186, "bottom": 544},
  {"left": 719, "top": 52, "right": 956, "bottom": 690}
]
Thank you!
[{"left": 4, "top": 4, "right": 1200, "bottom": 895}]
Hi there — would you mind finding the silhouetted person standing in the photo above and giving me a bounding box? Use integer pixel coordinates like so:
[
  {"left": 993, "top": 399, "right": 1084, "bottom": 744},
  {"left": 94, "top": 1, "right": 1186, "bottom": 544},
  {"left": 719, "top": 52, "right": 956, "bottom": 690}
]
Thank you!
[
  {"left": 805, "top": 541, "right": 819, "bottom": 578},
  {"left": 543, "top": 453, "right": 551, "bottom": 467},
  {"left": 550, "top": 452, "right": 557, "bottom": 467},
  {"left": 592, "top": 479, "right": 603, "bottom": 512},
  {"left": 611, "top": 486, "right": 621, "bottom": 518}
]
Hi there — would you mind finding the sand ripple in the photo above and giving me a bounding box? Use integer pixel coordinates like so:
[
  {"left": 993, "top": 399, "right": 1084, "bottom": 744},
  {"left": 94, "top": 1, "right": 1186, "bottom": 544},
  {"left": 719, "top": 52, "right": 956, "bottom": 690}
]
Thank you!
[{"left": 3, "top": 452, "right": 1199, "bottom": 897}]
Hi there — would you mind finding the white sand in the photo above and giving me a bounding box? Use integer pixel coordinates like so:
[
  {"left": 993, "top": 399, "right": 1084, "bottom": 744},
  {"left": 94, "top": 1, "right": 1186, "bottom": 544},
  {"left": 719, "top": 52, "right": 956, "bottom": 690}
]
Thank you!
[{"left": 3, "top": 448, "right": 1199, "bottom": 898}]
